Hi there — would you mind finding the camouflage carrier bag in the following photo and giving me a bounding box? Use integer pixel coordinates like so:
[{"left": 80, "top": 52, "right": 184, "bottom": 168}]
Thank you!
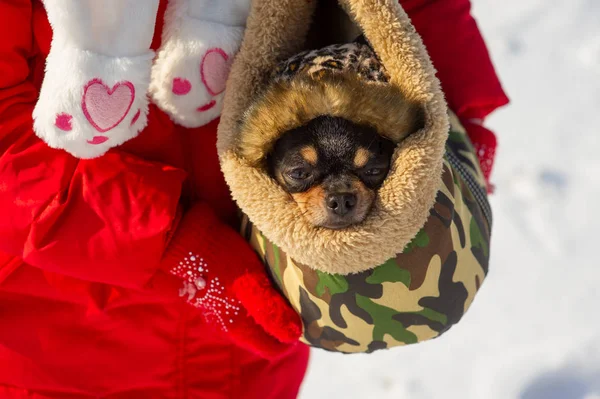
[{"left": 217, "top": 0, "right": 491, "bottom": 353}]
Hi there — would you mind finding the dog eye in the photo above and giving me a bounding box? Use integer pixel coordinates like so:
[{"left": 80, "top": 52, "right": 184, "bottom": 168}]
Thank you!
[
  {"left": 287, "top": 168, "right": 312, "bottom": 180},
  {"left": 364, "top": 168, "right": 383, "bottom": 177}
]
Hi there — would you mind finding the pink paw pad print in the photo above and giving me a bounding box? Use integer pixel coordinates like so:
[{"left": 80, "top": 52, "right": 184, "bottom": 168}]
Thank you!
[
  {"left": 171, "top": 48, "right": 233, "bottom": 112},
  {"left": 172, "top": 78, "right": 192, "bottom": 95},
  {"left": 130, "top": 109, "right": 141, "bottom": 126},
  {"left": 55, "top": 113, "right": 73, "bottom": 131},
  {"left": 53, "top": 79, "right": 139, "bottom": 146}
]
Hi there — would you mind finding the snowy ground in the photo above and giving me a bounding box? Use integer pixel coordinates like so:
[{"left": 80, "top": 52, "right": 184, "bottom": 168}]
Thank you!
[{"left": 300, "top": 1, "right": 600, "bottom": 398}]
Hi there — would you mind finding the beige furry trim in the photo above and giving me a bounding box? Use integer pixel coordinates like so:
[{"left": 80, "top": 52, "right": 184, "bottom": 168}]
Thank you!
[
  {"left": 217, "top": 0, "right": 316, "bottom": 155},
  {"left": 218, "top": 0, "right": 449, "bottom": 274},
  {"left": 238, "top": 71, "right": 422, "bottom": 166}
]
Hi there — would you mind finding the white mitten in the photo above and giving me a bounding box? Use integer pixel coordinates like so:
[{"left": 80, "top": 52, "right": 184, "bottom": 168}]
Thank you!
[
  {"left": 150, "top": 0, "right": 251, "bottom": 128},
  {"left": 33, "top": 0, "right": 160, "bottom": 159}
]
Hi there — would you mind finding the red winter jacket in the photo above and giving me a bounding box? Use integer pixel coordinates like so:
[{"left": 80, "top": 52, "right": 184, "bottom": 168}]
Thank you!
[{"left": 0, "top": 0, "right": 507, "bottom": 398}]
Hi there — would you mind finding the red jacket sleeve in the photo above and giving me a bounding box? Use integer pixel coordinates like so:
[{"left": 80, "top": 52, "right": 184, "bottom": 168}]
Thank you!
[
  {"left": 401, "top": 0, "right": 509, "bottom": 186},
  {"left": 0, "top": 0, "right": 186, "bottom": 288},
  {"left": 401, "top": 0, "right": 509, "bottom": 120}
]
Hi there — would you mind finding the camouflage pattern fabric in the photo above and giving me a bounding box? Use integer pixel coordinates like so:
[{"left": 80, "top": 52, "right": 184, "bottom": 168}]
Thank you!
[{"left": 240, "top": 114, "right": 491, "bottom": 353}]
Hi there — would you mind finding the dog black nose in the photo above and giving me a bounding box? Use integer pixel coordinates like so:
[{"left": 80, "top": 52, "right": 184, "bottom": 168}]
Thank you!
[{"left": 326, "top": 193, "right": 357, "bottom": 216}]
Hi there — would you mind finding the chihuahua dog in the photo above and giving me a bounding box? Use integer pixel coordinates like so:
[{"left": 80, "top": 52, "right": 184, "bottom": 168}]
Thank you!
[{"left": 267, "top": 116, "right": 397, "bottom": 230}]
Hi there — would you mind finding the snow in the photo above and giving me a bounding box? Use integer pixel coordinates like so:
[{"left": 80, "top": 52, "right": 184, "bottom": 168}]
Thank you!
[{"left": 299, "top": 1, "right": 600, "bottom": 398}]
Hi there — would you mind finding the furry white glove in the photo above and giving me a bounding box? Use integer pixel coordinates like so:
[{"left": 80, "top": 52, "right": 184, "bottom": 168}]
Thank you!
[
  {"left": 150, "top": 0, "right": 251, "bottom": 128},
  {"left": 33, "top": 0, "right": 159, "bottom": 159}
]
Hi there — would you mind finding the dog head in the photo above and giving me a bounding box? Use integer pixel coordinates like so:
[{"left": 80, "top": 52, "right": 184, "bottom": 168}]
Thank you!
[{"left": 268, "top": 116, "right": 397, "bottom": 229}]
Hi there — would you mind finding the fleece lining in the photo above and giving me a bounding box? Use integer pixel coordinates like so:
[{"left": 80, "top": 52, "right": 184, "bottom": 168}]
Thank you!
[{"left": 218, "top": 0, "right": 449, "bottom": 275}]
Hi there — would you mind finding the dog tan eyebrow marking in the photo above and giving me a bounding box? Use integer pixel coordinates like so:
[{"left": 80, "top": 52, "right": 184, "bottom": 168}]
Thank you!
[
  {"left": 300, "top": 146, "right": 318, "bottom": 165},
  {"left": 353, "top": 147, "right": 371, "bottom": 168}
]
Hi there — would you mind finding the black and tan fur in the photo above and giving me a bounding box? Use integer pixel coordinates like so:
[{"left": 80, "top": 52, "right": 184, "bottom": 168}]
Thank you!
[{"left": 267, "top": 116, "right": 397, "bottom": 229}]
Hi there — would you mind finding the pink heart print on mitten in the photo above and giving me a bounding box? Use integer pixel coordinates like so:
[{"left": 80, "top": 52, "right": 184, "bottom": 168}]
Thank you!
[
  {"left": 169, "top": 49, "right": 233, "bottom": 112},
  {"left": 82, "top": 79, "right": 135, "bottom": 133},
  {"left": 202, "top": 48, "right": 232, "bottom": 96},
  {"left": 150, "top": 0, "right": 251, "bottom": 128},
  {"left": 33, "top": 0, "right": 159, "bottom": 159}
]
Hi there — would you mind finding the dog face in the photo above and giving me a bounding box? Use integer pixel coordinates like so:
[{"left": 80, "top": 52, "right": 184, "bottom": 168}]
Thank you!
[{"left": 268, "top": 116, "right": 396, "bottom": 229}]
